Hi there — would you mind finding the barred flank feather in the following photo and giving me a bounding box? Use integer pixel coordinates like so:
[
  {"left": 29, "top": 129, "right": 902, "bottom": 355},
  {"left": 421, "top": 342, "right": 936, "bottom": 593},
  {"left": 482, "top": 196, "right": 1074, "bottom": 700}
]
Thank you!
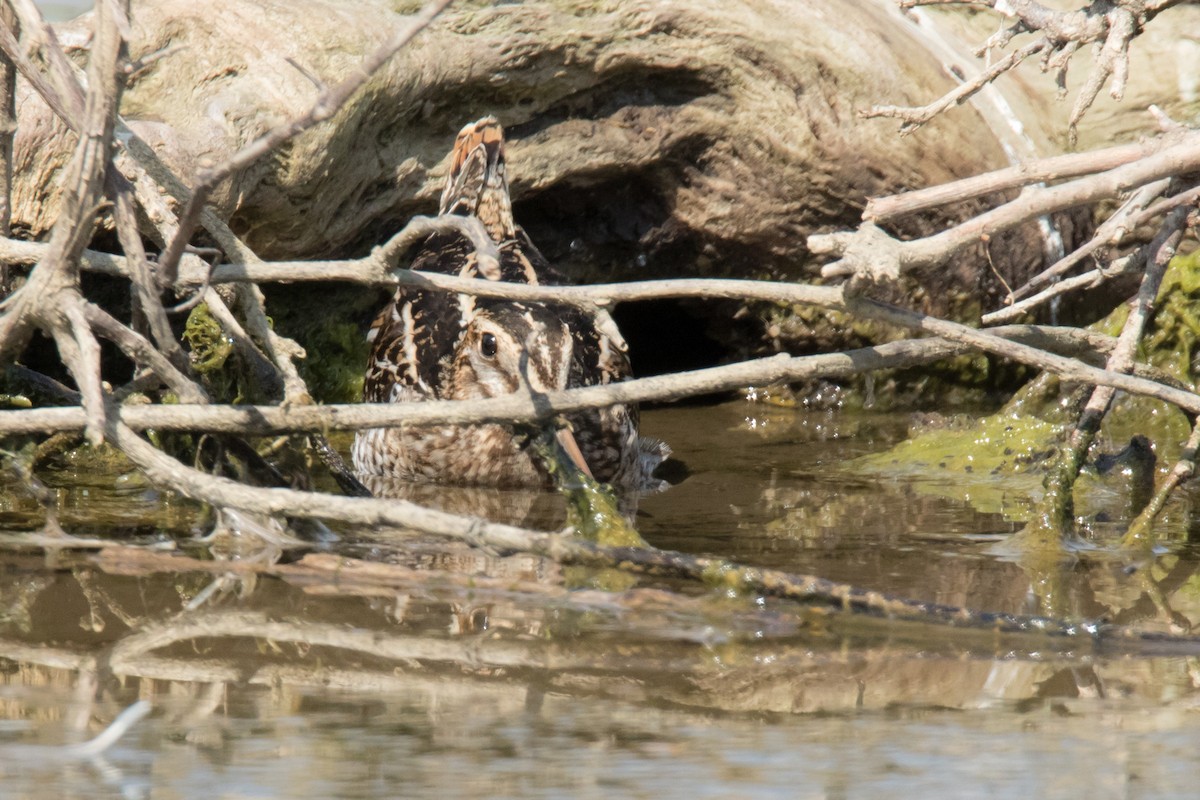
[{"left": 353, "top": 118, "right": 669, "bottom": 490}]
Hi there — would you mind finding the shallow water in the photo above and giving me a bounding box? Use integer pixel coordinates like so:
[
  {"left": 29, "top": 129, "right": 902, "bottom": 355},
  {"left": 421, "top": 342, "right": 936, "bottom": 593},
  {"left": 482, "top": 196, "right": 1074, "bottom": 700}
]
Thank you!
[{"left": 2, "top": 400, "right": 1200, "bottom": 798}]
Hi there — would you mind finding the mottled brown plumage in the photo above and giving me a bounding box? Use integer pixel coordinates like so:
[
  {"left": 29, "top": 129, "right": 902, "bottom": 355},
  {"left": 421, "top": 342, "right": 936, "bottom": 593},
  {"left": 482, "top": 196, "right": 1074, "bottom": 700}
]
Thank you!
[{"left": 352, "top": 117, "right": 668, "bottom": 489}]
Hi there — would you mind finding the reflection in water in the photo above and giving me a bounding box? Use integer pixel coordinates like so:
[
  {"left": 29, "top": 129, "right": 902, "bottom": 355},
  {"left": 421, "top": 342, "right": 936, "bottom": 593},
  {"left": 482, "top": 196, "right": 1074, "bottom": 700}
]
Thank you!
[
  {"left": 3, "top": 402, "right": 1200, "bottom": 796},
  {"left": 358, "top": 474, "right": 569, "bottom": 530},
  {"left": 1, "top": 554, "right": 1199, "bottom": 797}
]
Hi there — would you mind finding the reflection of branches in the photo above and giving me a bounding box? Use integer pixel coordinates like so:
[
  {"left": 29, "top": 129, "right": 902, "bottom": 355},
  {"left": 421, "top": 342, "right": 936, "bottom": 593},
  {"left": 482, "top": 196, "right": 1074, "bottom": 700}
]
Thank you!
[
  {"left": 0, "top": 700, "right": 151, "bottom": 761},
  {"left": 2, "top": 549, "right": 1199, "bottom": 720},
  {"left": 68, "top": 420, "right": 1200, "bottom": 653}
]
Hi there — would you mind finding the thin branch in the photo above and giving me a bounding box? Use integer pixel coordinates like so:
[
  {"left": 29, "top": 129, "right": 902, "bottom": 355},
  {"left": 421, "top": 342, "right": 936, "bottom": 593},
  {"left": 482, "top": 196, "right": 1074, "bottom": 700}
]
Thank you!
[
  {"left": 863, "top": 39, "right": 1045, "bottom": 135},
  {"left": 865, "top": 136, "right": 1170, "bottom": 223},
  {"left": 1025, "top": 203, "right": 1191, "bottom": 545},
  {"left": 1067, "top": 5, "right": 1135, "bottom": 143},
  {"left": 1005, "top": 177, "right": 1173, "bottom": 304},
  {"left": 375, "top": 214, "right": 501, "bottom": 275},
  {"left": 981, "top": 256, "right": 1140, "bottom": 327},
  {"left": 61, "top": 302, "right": 105, "bottom": 445},
  {"left": 155, "top": 0, "right": 455, "bottom": 287},
  {"left": 844, "top": 293, "right": 1200, "bottom": 416},
  {"left": 201, "top": 287, "right": 283, "bottom": 399},
  {"left": 61, "top": 701, "right": 152, "bottom": 760},
  {"left": 106, "top": 170, "right": 188, "bottom": 370},
  {"left": 0, "top": 317, "right": 1192, "bottom": 438},
  {"left": 83, "top": 302, "right": 208, "bottom": 404},
  {"left": 235, "top": 282, "right": 309, "bottom": 404},
  {"left": 981, "top": 181, "right": 1200, "bottom": 325}
]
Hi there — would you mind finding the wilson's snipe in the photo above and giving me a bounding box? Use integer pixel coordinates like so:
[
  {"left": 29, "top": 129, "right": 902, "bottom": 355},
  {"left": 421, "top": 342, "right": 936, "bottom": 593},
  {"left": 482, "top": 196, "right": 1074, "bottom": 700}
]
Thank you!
[{"left": 352, "top": 117, "right": 669, "bottom": 490}]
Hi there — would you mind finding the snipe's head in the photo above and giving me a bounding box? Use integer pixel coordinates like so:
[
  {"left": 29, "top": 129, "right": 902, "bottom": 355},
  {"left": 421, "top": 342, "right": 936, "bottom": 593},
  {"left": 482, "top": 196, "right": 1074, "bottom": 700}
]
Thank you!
[
  {"left": 449, "top": 302, "right": 595, "bottom": 478},
  {"left": 449, "top": 303, "right": 573, "bottom": 401},
  {"left": 439, "top": 116, "right": 516, "bottom": 241}
]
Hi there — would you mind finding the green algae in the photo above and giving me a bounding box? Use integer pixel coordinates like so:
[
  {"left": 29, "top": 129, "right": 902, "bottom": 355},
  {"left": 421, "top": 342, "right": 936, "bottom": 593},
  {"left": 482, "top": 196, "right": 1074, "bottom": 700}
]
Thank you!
[
  {"left": 182, "top": 302, "right": 237, "bottom": 403},
  {"left": 0, "top": 439, "right": 203, "bottom": 536},
  {"left": 843, "top": 251, "right": 1200, "bottom": 551},
  {"left": 182, "top": 303, "right": 233, "bottom": 375},
  {"left": 527, "top": 426, "right": 646, "bottom": 591},
  {"left": 264, "top": 284, "right": 374, "bottom": 404},
  {"left": 846, "top": 409, "right": 1061, "bottom": 520}
]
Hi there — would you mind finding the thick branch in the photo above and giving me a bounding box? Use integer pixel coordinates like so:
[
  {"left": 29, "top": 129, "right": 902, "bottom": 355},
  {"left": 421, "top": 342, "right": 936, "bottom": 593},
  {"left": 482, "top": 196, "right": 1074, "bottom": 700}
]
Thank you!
[
  {"left": 864, "top": 136, "right": 1172, "bottom": 223},
  {"left": 813, "top": 130, "right": 1200, "bottom": 282},
  {"left": 0, "top": 338, "right": 969, "bottom": 435},
  {"left": 0, "top": 1, "right": 126, "bottom": 445}
]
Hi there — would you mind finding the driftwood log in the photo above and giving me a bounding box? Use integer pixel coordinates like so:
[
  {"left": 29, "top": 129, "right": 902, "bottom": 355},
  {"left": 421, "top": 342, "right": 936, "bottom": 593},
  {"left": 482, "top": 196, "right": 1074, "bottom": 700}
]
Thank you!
[{"left": 12, "top": 0, "right": 1193, "bottom": 338}]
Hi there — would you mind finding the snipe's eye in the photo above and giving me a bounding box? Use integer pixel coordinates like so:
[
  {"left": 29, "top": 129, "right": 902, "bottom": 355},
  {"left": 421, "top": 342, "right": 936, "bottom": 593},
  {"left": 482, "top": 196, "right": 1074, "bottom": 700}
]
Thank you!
[{"left": 480, "top": 332, "right": 498, "bottom": 358}]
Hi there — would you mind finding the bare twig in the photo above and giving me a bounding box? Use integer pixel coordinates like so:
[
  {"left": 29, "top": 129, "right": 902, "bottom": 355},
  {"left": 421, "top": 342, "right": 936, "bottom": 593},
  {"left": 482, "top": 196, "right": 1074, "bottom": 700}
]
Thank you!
[
  {"left": 1004, "top": 177, "right": 1174, "bottom": 303},
  {"left": 0, "top": 315, "right": 1193, "bottom": 438},
  {"left": 154, "top": 0, "right": 455, "bottom": 287},
  {"left": 863, "top": 40, "right": 1046, "bottom": 135},
  {"left": 1024, "top": 203, "right": 1192, "bottom": 546},
  {"left": 812, "top": 130, "right": 1200, "bottom": 283},
  {"left": 865, "top": 136, "right": 1170, "bottom": 223},
  {"left": 106, "top": 170, "right": 189, "bottom": 371},
  {"left": 896, "top": 0, "right": 1189, "bottom": 138},
  {"left": 982, "top": 182, "right": 1200, "bottom": 325},
  {"left": 981, "top": 256, "right": 1141, "bottom": 327}
]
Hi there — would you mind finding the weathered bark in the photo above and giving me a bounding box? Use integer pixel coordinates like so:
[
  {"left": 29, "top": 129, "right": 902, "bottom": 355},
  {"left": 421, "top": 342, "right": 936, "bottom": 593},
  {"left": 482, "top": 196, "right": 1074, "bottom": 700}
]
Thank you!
[{"left": 7, "top": 0, "right": 1196, "bottom": 340}]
